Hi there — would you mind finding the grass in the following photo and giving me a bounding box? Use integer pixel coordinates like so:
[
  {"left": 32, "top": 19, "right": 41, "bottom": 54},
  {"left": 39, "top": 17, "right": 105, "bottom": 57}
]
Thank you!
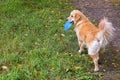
[{"left": 0, "top": 0, "right": 99, "bottom": 80}]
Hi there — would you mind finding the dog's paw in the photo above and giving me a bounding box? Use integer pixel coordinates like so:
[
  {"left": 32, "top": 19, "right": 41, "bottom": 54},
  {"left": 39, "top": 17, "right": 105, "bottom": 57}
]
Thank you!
[
  {"left": 94, "top": 68, "right": 99, "bottom": 72},
  {"left": 78, "top": 50, "right": 82, "bottom": 54}
]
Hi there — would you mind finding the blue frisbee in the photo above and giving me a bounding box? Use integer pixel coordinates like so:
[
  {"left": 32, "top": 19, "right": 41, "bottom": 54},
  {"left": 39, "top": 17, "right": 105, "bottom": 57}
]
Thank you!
[{"left": 64, "top": 21, "right": 74, "bottom": 31}]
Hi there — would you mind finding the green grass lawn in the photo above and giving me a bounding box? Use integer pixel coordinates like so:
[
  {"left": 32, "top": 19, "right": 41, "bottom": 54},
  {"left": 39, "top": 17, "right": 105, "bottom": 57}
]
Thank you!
[{"left": 0, "top": 0, "right": 99, "bottom": 80}]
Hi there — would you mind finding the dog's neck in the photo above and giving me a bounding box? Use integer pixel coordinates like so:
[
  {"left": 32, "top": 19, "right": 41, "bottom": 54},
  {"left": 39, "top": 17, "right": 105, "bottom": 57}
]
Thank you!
[
  {"left": 75, "top": 19, "right": 88, "bottom": 27},
  {"left": 75, "top": 20, "right": 83, "bottom": 26}
]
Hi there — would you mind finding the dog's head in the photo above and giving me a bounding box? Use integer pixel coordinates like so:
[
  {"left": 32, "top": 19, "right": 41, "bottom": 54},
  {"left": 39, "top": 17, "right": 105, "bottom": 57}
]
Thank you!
[{"left": 67, "top": 10, "right": 83, "bottom": 24}]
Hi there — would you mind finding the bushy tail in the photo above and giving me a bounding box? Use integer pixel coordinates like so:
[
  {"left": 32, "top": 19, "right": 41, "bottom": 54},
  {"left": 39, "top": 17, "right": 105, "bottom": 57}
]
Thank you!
[{"left": 97, "top": 17, "right": 115, "bottom": 47}]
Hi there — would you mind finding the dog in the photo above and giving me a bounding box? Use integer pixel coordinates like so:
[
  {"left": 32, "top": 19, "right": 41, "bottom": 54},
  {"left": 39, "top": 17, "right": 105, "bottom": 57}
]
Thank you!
[{"left": 67, "top": 10, "right": 115, "bottom": 72}]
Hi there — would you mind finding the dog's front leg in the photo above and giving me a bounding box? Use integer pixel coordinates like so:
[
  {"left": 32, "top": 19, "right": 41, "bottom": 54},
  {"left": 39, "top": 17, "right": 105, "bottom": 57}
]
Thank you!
[{"left": 78, "top": 40, "right": 84, "bottom": 53}]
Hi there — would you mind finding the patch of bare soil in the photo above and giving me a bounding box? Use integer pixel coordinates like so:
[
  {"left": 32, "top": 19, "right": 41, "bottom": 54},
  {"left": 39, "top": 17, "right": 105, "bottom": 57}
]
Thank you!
[{"left": 72, "top": 0, "right": 120, "bottom": 80}]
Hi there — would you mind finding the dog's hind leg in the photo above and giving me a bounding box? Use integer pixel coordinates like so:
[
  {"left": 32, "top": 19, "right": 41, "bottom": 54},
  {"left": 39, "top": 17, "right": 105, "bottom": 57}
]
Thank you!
[
  {"left": 88, "top": 40, "right": 101, "bottom": 72},
  {"left": 90, "top": 54, "right": 99, "bottom": 72}
]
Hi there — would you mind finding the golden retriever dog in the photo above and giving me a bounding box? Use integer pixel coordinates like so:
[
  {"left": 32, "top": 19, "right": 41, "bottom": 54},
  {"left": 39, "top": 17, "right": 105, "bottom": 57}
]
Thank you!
[{"left": 67, "top": 10, "right": 115, "bottom": 72}]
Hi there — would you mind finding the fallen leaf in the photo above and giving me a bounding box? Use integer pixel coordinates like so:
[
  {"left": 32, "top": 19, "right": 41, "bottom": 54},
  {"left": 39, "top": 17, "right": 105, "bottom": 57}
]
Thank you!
[{"left": 2, "top": 66, "right": 8, "bottom": 71}]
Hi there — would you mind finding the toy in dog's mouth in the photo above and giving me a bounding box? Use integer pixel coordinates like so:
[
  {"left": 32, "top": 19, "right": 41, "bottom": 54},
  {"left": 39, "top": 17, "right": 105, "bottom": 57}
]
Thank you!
[{"left": 64, "top": 21, "right": 74, "bottom": 31}]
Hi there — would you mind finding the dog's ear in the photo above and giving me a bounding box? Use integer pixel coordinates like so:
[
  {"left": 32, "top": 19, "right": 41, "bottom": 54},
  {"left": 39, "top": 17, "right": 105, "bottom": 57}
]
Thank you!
[{"left": 75, "top": 13, "right": 81, "bottom": 23}]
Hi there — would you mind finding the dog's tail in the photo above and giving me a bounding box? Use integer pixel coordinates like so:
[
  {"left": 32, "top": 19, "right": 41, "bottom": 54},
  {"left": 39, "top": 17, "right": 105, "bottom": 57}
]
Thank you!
[{"left": 97, "top": 17, "right": 115, "bottom": 47}]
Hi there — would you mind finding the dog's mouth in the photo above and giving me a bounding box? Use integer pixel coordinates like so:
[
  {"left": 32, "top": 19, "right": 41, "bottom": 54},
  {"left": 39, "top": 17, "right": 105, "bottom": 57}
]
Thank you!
[
  {"left": 66, "top": 19, "right": 74, "bottom": 24},
  {"left": 68, "top": 20, "right": 74, "bottom": 24}
]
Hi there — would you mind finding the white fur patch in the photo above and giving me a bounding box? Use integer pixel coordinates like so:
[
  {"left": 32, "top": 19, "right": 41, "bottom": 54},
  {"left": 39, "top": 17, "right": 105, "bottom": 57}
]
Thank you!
[
  {"left": 88, "top": 40, "right": 101, "bottom": 55},
  {"left": 74, "top": 21, "right": 83, "bottom": 41},
  {"left": 74, "top": 27, "right": 80, "bottom": 40}
]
